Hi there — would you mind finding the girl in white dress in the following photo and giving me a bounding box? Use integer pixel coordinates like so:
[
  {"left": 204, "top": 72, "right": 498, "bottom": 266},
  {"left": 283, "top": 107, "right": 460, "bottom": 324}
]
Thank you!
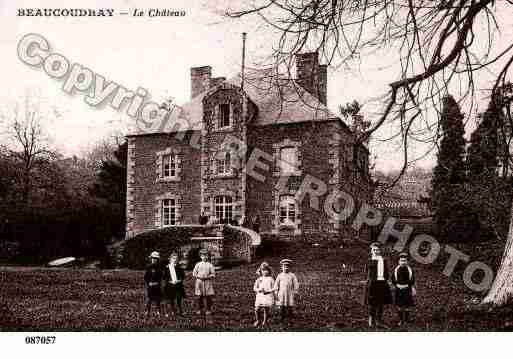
[{"left": 253, "top": 262, "right": 275, "bottom": 327}]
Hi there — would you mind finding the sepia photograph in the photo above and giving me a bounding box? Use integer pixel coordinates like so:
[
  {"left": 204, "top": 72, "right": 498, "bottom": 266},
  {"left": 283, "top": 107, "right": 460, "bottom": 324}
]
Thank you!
[{"left": 1, "top": 0, "right": 513, "bottom": 348}]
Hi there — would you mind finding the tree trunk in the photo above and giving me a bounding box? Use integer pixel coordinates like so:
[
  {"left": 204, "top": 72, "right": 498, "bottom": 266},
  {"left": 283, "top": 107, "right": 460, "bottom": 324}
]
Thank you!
[{"left": 482, "top": 200, "right": 513, "bottom": 305}]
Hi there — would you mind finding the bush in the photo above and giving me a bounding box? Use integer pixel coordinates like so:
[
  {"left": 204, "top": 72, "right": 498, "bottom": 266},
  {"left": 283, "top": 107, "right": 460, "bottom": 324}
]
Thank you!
[
  {"left": 1, "top": 204, "right": 113, "bottom": 265},
  {"left": 121, "top": 227, "right": 196, "bottom": 269}
]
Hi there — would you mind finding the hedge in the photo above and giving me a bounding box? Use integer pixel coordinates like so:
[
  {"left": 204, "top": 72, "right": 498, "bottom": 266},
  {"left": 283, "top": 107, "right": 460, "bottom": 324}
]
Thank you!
[{"left": 121, "top": 225, "right": 225, "bottom": 269}]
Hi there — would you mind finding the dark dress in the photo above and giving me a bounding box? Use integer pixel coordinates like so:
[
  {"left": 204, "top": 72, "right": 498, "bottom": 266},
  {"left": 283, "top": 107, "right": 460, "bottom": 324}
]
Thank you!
[
  {"left": 391, "top": 265, "right": 415, "bottom": 307},
  {"left": 365, "top": 258, "right": 392, "bottom": 306},
  {"left": 162, "top": 264, "right": 186, "bottom": 300},
  {"left": 144, "top": 263, "right": 163, "bottom": 302}
]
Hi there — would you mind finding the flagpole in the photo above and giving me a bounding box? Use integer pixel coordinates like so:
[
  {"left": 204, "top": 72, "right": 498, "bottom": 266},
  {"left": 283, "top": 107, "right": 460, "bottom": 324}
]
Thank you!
[
  {"left": 241, "top": 32, "right": 247, "bottom": 226},
  {"left": 241, "top": 32, "right": 247, "bottom": 91}
]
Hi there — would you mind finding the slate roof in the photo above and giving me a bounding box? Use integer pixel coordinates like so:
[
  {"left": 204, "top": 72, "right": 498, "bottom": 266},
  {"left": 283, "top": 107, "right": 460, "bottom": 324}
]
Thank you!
[{"left": 128, "top": 68, "right": 346, "bottom": 136}]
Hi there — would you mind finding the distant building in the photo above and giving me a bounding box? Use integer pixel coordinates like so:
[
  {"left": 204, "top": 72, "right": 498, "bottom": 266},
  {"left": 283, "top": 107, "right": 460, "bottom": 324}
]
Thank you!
[
  {"left": 373, "top": 169, "right": 432, "bottom": 218},
  {"left": 126, "top": 52, "right": 373, "bottom": 239}
]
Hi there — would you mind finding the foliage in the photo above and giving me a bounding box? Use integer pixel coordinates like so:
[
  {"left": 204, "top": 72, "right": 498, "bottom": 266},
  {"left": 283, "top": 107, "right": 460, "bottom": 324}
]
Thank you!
[
  {"left": 431, "top": 95, "right": 468, "bottom": 241},
  {"left": 89, "top": 141, "right": 127, "bottom": 239},
  {"left": 467, "top": 102, "right": 499, "bottom": 180},
  {"left": 464, "top": 176, "right": 513, "bottom": 242},
  {"left": 465, "top": 94, "right": 512, "bottom": 241},
  {"left": 122, "top": 227, "right": 203, "bottom": 269},
  {"left": 0, "top": 204, "right": 114, "bottom": 264},
  {"left": 0, "top": 117, "right": 127, "bottom": 263}
]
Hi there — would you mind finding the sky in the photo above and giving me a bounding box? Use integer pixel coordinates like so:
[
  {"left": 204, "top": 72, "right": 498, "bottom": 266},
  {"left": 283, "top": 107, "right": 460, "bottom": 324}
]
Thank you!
[{"left": 0, "top": 0, "right": 512, "bottom": 172}]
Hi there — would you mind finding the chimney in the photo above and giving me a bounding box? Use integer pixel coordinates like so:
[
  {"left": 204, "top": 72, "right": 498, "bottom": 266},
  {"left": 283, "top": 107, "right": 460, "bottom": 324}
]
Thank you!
[
  {"left": 295, "top": 52, "right": 327, "bottom": 105},
  {"left": 190, "top": 66, "right": 212, "bottom": 99},
  {"left": 211, "top": 76, "right": 226, "bottom": 88}
]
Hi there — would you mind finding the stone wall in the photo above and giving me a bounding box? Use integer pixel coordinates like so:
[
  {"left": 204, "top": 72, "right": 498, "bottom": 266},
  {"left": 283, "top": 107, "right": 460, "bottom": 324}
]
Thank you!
[
  {"left": 222, "top": 225, "right": 254, "bottom": 263},
  {"left": 179, "top": 236, "right": 224, "bottom": 267},
  {"left": 126, "top": 131, "right": 202, "bottom": 238}
]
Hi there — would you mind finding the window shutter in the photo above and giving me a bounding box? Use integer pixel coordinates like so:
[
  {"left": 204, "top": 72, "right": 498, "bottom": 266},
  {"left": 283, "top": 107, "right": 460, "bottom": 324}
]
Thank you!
[
  {"left": 273, "top": 147, "right": 279, "bottom": 175},
  {"left": 155, "top": 199, "right": 162, "bottom": 228},
  {"left": 229, "top": 103, "right": 233, "bottom": 127},
  {"left": 175, "top": 154, "right": 181, "bottom": 179},
  {"left": 156, "top": 153, "right": 162, "bottom": 179},
  {"left": 211, "top": 154, "right": 216, "bottom": 175},
  {"left": 214, "top": 105, "right": 219, "bottom": 130},
  {"left": 294, "top": 147, "right": 302, "bottom": 172}
]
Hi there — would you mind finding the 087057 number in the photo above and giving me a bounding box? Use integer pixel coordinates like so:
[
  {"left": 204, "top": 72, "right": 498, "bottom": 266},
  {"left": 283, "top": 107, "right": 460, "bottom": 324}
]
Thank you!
[{"left": 25, "top": 336, "right": 56, "bottom": 344}]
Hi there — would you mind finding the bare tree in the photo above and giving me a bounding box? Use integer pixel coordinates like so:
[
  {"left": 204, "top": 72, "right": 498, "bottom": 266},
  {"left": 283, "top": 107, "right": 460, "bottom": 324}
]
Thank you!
[
  {"left": 229, "top": 0, "right": 512, "bottom": 161},
  {"left": 226, "top": 1, "right": 513, "bottom": 305},
  {"left": 83, "top": 131, "right": 125, "bottom": 173},
  {"left": 1, "top": 95, "right": 58, "bottom": 207}
]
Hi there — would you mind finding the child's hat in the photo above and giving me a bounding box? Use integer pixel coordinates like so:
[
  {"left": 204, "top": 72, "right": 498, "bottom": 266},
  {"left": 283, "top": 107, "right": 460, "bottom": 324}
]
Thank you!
[
  {"left": 399, "top": 252, "right": 408, "bottom": 259},
  {"left": 280, "top": 259, "right": 293, "bottom": 266},
  {"left": 199, "top": 248, "right": 209, "bottom": 255},
  {"left": 149, "top": 251, "right": 160, "bottom": 259},
  {"left": 370, "top": 242, "right": 381, "bottom": 249}
]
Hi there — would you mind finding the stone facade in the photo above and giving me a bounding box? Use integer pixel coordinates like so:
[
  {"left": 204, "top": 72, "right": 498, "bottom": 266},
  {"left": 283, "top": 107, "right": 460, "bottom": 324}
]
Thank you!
[
  {"left": 245, "top": 120, "right": 372, "bottom": 238},
  {"left": 126, "top": 131, "right": 202, "bottom": 236},
  {"left": 126, "top": 52, "right": 374, "bottom": 241}
]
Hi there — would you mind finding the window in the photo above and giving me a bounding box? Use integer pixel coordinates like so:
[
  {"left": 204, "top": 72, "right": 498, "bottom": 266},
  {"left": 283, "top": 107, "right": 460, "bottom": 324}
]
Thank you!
[
  {"left": 162, "top": 154, "right": 177, "bottom": 178},
  {"left": 279, "top": 147, "right": 298, "bottom": 174},
  {"left": 214, "top": 195, "right": 233, "bottom": 223},
  {"left": 162, "top": 198, "right": 177, "bottom": 226},
  {"left": 279, "top": 195, "right": 297, "bottom": 226},
  {"left": 273, "top": 140, "right": 302, "bottom": 178},
  {"left": 215, "top": 151, "right": 232, "bottom": 175},
  {"left": 218, "top": 103, "right": 231, "bottom": 128},
  {"left": 156, "top": 149, "right": 181, "bottom": 182}
]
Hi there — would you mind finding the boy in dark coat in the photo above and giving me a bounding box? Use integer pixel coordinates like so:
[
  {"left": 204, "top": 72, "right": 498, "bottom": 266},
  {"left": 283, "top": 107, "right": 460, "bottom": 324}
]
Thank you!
[
  {"left": 144, "top": 251, "right": 163, "bottom": 317},
  {"left": 162, "top": 252, "right": 186, "bottom": 316},
  {"left": 365, "top": 242, "right": 392, "bottom": 328},
  {"left": 391, "top": 252, "right": 416, "bottom": 326}
]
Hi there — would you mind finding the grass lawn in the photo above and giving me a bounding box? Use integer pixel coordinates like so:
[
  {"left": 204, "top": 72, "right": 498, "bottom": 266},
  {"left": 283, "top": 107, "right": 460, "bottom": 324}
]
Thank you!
[{"left": 1, "top": 240, "right": 513, "bottom": 331}]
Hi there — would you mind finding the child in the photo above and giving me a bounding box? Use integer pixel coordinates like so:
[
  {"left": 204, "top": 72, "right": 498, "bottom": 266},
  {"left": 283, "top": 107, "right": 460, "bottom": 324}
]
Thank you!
[
  {"left": 391, "top": 252, "right": 416, "bottom": 326},
  {"left": 192, "top": 248, "right": 215, "bottom": 315},
  {"left": 144, "top": 251, "right": 163, "bottom": 316},
  {"left": 253, "top": 262, "right": 275, "bottom": 327},
  {"left": 163, "top": 252, "right": 186, "bottom": 316},
  {"left": 273, "top": 259, "right": 299, "bottom": 323},
  {"left": 365, "top": 242, "right": 392, "bottom": 328}
]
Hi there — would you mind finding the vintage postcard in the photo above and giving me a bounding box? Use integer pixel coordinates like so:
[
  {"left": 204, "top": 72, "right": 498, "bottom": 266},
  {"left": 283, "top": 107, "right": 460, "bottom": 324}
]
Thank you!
[{"left": 1, "top": 0, "right": 512, "bottom": 355}]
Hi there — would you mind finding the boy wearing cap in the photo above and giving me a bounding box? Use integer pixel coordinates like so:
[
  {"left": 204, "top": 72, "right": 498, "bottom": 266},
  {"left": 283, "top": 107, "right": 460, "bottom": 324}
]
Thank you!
[
  {"left": 391, "top": 252, "right": 416, "bottom": 326},
  {"left": 163, "top": 252, "right": 186, "bottom": 316},
  {"left": 365, "top": 243, "right": 392, "bottom": 328},
  {"left": 144, "top": 251, "right": 163, "bottom": 316},
  {"left": 273, "top": 259, "right": 299, "bottom": 324},
  {"left": 192, "top": 248, "right": 215, "bottom": 315}
]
